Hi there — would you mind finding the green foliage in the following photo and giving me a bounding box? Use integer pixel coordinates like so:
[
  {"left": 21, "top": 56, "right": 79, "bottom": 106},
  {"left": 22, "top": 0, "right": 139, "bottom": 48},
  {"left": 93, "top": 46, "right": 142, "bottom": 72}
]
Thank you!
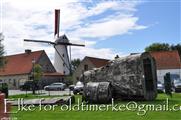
[
  {"left": 71, "top": 58, "right": 81, "bottom": 71},
  {"left": 31, "top": 64, "right": 43, "bottom": 94},
  {"left": 170, "top": 43, "right": 181, "bottom": 56},
  {"left": 9, "top": 94, "right": 67, "bottom": 99},
  {"left": 145, "top": 43, "right": 170, "bottom": 52},
  {"left": 0, "top": 33, "right": 6, "bottom": 68},
  {"left": 69, "top": 59, "right": 81, "bottom": 84},
  {"left": 65, "top": 75, "right": 73, "bottom": 85},
  {"left": 12, "top": 94, "right": 181, "bottom": 120},
  {"left": 0, "top": 83, "right": 8, "bottom": 98},
  {"left": 33, "top": 64, "right": 43, "bottom": 81},
  {"left": 164, "top": 73, "right": 172, "bottom": 98}
]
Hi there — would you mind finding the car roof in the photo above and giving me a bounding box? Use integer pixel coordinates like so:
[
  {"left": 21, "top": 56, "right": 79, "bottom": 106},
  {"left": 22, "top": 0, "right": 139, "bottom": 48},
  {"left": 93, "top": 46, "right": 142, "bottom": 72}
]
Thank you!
[{"left": 52, "top": 83, "right": 64, "bottom": 84}]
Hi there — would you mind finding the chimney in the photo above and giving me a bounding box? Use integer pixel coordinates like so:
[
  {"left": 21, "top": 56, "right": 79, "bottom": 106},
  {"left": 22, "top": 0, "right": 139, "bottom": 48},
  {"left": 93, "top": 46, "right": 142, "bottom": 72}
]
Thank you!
[{"left": 25, "top": 49, "right": 31, "bottom": 54}]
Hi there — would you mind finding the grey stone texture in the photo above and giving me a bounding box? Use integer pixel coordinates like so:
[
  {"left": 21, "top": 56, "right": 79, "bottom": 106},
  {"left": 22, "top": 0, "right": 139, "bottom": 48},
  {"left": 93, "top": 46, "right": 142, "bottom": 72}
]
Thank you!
[{"left": 81, "top": 52, "right": 157, "bottom": 101}]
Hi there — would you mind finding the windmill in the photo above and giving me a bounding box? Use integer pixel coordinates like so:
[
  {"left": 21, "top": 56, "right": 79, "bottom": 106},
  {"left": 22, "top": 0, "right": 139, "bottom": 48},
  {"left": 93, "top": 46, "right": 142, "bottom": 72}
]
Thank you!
[{"left": 24, "top": 9, "right": 85, "bottom": 75}]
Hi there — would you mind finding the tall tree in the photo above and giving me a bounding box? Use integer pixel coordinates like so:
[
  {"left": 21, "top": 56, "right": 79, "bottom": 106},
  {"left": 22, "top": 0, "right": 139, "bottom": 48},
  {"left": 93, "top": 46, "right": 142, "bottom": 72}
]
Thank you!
[
  {"left": 32, "top": 64, "right": 43, "bottom": 94},
  {"left": 170, "top": 44, "right": 181, "bottom": 57},
  {"left": 145, "top": 43, "right": 170, "bottom": 52},
  {"left": 0, "top": 33, "right": 6, "bottom": 69},
  {"left": 71, "top": 58, "right": 81, "bottom": 71}
]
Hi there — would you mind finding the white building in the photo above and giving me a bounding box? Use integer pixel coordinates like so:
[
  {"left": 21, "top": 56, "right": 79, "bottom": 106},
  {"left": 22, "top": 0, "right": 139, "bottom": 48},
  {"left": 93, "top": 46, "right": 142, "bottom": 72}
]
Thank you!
[{"left": 151, "top": 51, "right": 181, "bottom": 83}]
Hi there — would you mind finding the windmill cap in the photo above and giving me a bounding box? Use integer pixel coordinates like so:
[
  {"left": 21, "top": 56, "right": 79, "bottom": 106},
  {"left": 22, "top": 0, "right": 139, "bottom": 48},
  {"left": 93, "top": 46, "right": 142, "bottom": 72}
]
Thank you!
[{"left": 55, "top": 34, "right": 69, "bottom": 44}]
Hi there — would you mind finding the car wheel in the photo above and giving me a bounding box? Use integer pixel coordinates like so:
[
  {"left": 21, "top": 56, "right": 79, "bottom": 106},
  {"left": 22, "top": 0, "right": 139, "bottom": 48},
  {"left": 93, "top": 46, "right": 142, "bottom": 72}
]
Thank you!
[
  {"left": 175, "top": 89, "right": 181, "bottom": 93},
  {"left": 73, "top": 91, "right": 77, "bottom": 95}
]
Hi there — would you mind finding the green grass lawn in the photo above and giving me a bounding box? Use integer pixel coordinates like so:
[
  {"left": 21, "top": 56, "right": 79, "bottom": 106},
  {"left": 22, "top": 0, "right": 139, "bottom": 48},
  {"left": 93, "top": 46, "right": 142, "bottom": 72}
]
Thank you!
[
  {"left": 8, "top": 93, "right": 69, "bottom": 99},
  {"left": 10, "top": 93, "right": 181, "bottom": 120}
]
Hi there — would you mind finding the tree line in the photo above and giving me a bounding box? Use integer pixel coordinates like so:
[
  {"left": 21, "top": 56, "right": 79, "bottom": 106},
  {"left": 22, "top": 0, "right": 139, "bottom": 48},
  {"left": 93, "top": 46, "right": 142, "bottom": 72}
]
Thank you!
[{"left": 145, "top": 43, "right": 181, "bottom": 57}]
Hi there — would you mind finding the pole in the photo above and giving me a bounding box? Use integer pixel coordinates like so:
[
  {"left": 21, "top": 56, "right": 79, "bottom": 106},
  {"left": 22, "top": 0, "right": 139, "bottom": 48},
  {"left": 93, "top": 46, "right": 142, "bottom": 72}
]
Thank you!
[{"left": 32, "top": 59, "right": 35, "bottom": 94}]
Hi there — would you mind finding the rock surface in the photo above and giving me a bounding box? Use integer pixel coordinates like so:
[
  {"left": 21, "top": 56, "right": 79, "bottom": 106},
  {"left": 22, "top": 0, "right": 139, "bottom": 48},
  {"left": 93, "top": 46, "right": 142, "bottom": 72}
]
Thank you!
[{"left": 81, "top": 52, "right": 157, "bottom": 101}]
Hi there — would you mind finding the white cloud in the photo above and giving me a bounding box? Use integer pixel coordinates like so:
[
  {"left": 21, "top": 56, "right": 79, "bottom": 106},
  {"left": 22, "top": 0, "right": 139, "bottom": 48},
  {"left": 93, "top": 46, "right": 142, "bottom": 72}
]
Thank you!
[
  {"left": 71, "top": 46, "right": 125, "bottom": 60},
  {"left": 70, "top": 16, "right": 147, "bottom": 38},
  {"left": 1, "top": 0, "right": 145, "bottom": 62},
  {"left": 85, "top": 0, "right": 138, "bottom": 16}
]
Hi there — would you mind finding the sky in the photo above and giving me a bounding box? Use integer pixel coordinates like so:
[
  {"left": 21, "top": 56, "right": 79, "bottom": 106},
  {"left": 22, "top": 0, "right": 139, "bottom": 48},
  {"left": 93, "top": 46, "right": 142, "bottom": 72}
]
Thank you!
[{"left": 0, "top": 0, "right": 180, "bottom": 62}]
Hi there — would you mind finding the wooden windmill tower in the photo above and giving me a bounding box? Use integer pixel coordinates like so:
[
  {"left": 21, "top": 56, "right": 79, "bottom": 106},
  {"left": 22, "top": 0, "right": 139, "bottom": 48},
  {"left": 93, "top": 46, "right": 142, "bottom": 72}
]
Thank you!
[{"left": 24, "top": 9, "right": 85, "bottom": 75}]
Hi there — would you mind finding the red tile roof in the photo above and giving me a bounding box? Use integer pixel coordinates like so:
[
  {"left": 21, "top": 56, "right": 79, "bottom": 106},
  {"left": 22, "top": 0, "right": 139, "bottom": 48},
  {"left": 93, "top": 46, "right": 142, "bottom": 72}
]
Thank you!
[
  {"left": 85, "top": 56, "right": 109, "bottom": 68},
  {"left": 150, "top": 51, "right": 181, "bottom": 70},
  {"left": 43, "top": 72, "right": 64, "bottom": 76},
  {"left": 0, "top": 50, "right": 44, "bottom": 76}
]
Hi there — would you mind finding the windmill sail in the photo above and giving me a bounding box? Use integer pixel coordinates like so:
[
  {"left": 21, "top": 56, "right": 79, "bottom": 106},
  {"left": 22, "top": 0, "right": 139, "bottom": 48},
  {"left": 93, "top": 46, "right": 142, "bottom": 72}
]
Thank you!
[
  {"left": 24, "top": 39, "right": 55, "bottom": 45},
  {"left": 54, "top": 9, "right": 60, "bottom": 38},
  {"left": 23, "top": 9, "right": 85, "bottom": 76}
]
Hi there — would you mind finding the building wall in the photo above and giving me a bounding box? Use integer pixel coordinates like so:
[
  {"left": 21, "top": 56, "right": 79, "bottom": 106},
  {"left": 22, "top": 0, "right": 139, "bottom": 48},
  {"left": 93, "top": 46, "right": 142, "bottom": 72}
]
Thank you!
[
  {"left": 0, "top": 74, "right": 65, "bottom": 90},
  {"left": 157, "top": 69, "right": 181, "bottom": 83},
  {"left": 72, "top": 58, "right": 95, "bottom": 84},
  {"left": 0, "top": 74, "right": 29, "bottom": 89}
]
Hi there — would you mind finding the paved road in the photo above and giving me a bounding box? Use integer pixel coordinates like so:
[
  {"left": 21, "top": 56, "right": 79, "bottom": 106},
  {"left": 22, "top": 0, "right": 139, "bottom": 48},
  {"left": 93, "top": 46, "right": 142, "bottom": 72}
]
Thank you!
[{"left": 9, "top": 89, "right": 73, "bottom": 96}]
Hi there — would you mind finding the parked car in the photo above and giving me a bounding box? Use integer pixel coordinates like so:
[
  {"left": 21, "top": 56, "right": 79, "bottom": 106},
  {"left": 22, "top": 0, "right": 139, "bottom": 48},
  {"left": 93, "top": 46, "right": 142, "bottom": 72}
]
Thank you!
[
  {"left": 69, "top": 85, "right": 75, "bottom": 91},
  {"left": 173, "top": 79, "right": 181, "bottom": 93},
  {"left": 73, "top": 81, "right": 84, "bottom": 94},
  {"left": 20, "top": 81, "right": 39, "bottom": 91},
  {"left": 157, "top": 81, "right": 164, "bottom": 93},
  {"left": 44, "top": 83, "right": 66, "bottom": 91}
]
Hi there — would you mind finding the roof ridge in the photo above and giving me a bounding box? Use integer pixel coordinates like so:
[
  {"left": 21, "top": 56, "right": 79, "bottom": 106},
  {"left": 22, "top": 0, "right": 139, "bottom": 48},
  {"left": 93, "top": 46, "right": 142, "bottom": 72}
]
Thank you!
[
  {"left": 85, "top": 56, "right": 109, "bottom": 61},
  {"left": 0, "top": 50, "right": 46, "bottom": 76},
  {"left": 150, "top": 50, "right": 178, "bottom": 53},
  {"left": 5, "top": 50, "right": 44, "bottom": 57}
]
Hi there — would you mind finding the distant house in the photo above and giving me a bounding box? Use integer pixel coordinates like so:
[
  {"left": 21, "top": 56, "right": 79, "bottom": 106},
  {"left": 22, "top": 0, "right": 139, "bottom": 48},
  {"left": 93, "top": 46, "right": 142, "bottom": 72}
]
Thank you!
[
  {"left": 0, "top": 50, "right": 64, "bottom": 89},
  {"left": 151, "top": 50, "right": 181, "bottom": 83},
  {"left": 72, "top": 56, "right": 109, "bottom": 83}
]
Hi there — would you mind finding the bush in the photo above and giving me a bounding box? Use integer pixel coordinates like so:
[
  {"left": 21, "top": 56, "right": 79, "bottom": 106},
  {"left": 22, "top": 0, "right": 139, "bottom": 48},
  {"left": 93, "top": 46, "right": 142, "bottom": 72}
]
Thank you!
[{"left": 0, "top": 83, "right": 8, "bottom": 98}]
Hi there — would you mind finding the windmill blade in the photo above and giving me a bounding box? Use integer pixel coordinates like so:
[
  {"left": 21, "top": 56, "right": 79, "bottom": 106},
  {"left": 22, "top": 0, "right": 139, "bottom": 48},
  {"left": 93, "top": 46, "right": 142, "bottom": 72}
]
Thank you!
[
  {"left": 54, "top": 9, "right": 60, "bottom": 38},
  {"left": 56, "top": 42, "right": 85, "bottom": 46},
  {"left": 68, "top": 43, "right": 85, "bottom": 47},
  {"left": 69, "top": 45, "right": 72, "bottom": 74},
  {"left": 24, "top": 39, "right": 55, "bottom": 45}
]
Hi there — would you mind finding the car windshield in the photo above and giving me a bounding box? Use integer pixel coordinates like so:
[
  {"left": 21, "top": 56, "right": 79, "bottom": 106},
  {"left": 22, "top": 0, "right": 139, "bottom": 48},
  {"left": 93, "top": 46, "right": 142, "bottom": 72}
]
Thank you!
[
  {"left": 157, "top": 81, "right": 162, "bottom": 84},
  {"left": 174, "top": 79, "right": 181, "bottom": 84},
  {"left": 52, "top": 83, "right": 63, "bottom": 85}
]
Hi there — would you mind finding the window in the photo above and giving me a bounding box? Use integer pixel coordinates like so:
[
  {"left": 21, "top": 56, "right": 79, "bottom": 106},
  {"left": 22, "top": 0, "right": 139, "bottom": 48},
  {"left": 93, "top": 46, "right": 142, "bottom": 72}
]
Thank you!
[
  {"left": 9, "top": 79, "right": 11, "bottom": 84},
  {"left": 13, "top": 79, "right": 16, "bottom": 86},
  {"left": 84, "top": 64, "right": 88, "bottom": 71},
  {"left": 63, "top": 62, "right": 65, "bottom": 67},
  {"left": 63, "top": 71, "right": 66, "bottom": 74},
  {"left": 46, "top": 65, "right": 49, "bottom": 71}
]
